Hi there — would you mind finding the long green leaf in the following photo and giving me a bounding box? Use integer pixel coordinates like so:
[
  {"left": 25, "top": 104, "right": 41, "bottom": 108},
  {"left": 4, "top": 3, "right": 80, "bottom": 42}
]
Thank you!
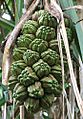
[
  {"left": 15, "top": 0, "right": 23, "bottom": 24},
  {"left": 59, "top": 0, "right": 83, "bottom": 60},
  {"left": 0, "top": 17, "right": 14, "bottom": 30}
]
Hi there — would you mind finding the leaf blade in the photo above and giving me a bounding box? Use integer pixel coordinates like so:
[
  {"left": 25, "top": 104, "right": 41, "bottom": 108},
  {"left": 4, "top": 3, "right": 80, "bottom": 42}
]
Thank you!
[
  {"left": 15, "top": 0, "right": 23, "bottom": 24},
  {"left": 0, "top": 17, "right": 14, "bottom": 30}
]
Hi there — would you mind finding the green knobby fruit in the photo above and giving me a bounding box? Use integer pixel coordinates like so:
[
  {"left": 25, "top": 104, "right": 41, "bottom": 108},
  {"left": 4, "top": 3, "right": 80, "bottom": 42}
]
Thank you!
[
  {"left": 8, "top": 9, "right": 67, "bottom": 114},
  {"left": 29, "top": 38, "right": 48, "bottom": 53},
  {"left": 23, "top": 50, "right": 40, "bottom": 66},
  {"left": 13, "top": 83, "right": 21, "bottom": 91},
  {"left": 41, "top": 49, "right": 57, "bottom": 66},
  {"left": 27, "top": 82, "right": 44, "bottom": 98},
  {"left": 36, "top": 26, "right": 56, "bottom": 41},
  {"left": 32, "top": 10, "right": 46, "bottom": 21},
  {"left": 51, "top": 65, "right": 62, "bottom": 83},
  {"left": 49, "top": 40, "right": 58, "bottom": 51},
  {"left": 14, "top": 83, "right": 28, "bottom": 102},
  {"left": 15, "top": 91, "right": 27, "bottom": 101},
  {"left": 24, "top": 98, "right": 40, "bottom": 113},
  {"left": 13, "top": 47, "right": 27, "bottom": 61},
  {"left": 11, "top": 60, "right": 27, "bottom": 76},
  {"left": 17, "top": 34, "right": 35, "bottom": 48},
  {"left": 8, "top": 76, "right": 18, "bottom": 90},
  {"left": 38, "top": 11, "right": 57, "bottom": 28},
  {"left": 15, "top": 84, "right": 27, "bottom": 94},
  {"left": 26, "top": 20, "right": 39, "bottom": 27},
  {"left": 18, "top": 67, "right": 38, "bottom": 86},
  {"left": 16, "top": 100, "right": 24, "bottom": 106},
  {"left": 40, "top": 94, "right": 55, "bottom": 109},
  {"left": 41, "top": 74, "right": 62, "bottom": 96},
  {"left": 32, "top": 59, "right": 51, "bottom": 78},
  {"left": 22, "top": 20, "right": 38, "bottom": 34},
  {"left": 49, "top": 39, "right": 66, "bottom": 54}
]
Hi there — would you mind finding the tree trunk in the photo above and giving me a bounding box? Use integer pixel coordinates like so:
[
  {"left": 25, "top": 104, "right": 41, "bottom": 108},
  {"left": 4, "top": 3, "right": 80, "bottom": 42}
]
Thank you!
[{"left": 24, "top": 0, "right": 33, "bottom": 10}]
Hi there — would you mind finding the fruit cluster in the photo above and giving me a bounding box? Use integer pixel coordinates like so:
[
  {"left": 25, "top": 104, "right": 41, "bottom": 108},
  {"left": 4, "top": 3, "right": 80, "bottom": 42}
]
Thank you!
[{"left": 8, "top": 10, "right": 72, "bottom": 113}]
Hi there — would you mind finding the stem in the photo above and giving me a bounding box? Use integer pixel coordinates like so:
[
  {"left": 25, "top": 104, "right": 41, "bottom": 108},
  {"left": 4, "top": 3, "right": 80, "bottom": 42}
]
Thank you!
[
  {"left": 20, "top": 106, "right": 24, "bottom": 119},
  {"left": 2, "top": 103, "right": 7, "bottom": 119},
  {"left": 79, "top": 57, "right": 83, "bottom": 119}
]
